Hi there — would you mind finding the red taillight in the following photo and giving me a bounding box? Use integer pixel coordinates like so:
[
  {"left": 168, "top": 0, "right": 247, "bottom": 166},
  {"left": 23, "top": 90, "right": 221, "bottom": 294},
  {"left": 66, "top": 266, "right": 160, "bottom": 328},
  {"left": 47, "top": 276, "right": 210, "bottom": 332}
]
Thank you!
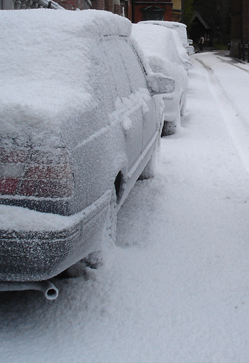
[
  {"left": 0, "top": 147, "right": 28, "bottom": 195},
  {"left": 0, "top": 147, "right": 74, "bottom": 198},
  {"left": 0, "top": 178, "right": 19, "bottom": 195},
  {"left": 0, "top": 147, "right": 29, "bottom": 163}
]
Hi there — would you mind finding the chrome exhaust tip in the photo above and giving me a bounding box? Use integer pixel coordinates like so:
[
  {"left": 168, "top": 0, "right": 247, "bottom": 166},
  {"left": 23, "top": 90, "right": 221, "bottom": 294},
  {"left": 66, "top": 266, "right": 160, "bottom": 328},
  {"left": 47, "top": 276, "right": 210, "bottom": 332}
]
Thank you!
[{"left": 0, "top": 280, "right": 59, "bottom": 300}]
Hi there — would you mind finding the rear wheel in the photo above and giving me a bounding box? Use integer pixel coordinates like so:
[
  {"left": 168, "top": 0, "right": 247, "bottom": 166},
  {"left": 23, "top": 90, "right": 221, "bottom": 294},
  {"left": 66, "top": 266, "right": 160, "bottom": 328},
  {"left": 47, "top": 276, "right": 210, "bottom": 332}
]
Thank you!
[
  {"left": 161, "top": 121, "right": 175, "bottom": 136},
  {"left": 59, "top": 184, "right": 118, "bottom": 278},
  {"left": 161, "top": 110, "right": 180, "bottom": 136}
]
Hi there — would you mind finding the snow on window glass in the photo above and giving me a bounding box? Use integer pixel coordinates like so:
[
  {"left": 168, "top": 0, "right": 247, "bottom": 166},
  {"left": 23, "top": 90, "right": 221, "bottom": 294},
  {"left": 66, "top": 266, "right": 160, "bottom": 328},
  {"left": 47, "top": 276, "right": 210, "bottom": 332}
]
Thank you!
[
  {"left": 118, "top": 38, "right": 147, "bottom": 93},
  {"left": 61, "top": 42, "right": 116, "bottom": 151},
  {"left": 103, "top": 37, "right": 131, "bottom": 99}
]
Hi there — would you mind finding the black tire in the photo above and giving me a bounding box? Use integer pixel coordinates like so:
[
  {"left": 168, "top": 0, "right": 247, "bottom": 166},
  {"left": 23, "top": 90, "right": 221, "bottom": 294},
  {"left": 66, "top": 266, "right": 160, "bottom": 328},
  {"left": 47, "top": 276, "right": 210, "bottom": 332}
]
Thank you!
[
  {"left": 161, "top": 121, "right": 175, "bottom": 136},
  {"left": 60, "top": 185, "right": 118, "bottom": 278}
]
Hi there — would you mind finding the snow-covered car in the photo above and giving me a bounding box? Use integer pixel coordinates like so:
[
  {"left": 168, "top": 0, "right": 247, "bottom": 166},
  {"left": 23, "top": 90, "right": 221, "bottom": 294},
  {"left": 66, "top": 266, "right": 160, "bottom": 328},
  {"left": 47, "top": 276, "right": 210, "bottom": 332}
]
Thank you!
[
  {"left": 140, "top": 20, "right": 195, "bottom": 56},
  {"left": 0, "top": 10, "right": 174, "bottom": 298},
  {"left": 132, "top": 23, "right": 189, "bottom": 135}
]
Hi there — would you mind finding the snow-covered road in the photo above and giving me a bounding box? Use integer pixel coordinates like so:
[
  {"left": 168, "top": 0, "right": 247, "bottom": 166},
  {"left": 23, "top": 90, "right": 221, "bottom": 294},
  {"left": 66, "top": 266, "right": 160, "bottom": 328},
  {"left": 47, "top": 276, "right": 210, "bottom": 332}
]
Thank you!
[{"left": 1, "top": 51, "right": 249, "bottom": 363}]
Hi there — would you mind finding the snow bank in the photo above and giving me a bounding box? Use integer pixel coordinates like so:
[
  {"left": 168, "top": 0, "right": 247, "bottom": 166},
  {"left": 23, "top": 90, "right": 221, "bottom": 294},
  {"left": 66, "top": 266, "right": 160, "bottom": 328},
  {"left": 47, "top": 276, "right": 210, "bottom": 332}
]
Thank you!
[{"left": 0, "top": 10, "right": 131, "bottom": 134}]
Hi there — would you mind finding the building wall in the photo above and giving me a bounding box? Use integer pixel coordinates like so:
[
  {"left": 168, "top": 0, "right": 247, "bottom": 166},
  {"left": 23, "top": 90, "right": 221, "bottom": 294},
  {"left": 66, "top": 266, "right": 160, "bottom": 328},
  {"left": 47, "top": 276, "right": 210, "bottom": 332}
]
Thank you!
[
  {"left": 172, "top": 0, "right": 180, "bottom": 10},
  {"left": 127, "top": 0, "right": 132, "bottom": 19},
  {"left": 171, "top": 0, "right": 181, "bottom": 21},
  {"left": 230, "top": 0, "right": 249, "bottom": 58},
  {"left": 242, "top": 0, "right": 249, "bottom": 43},
  {"left": 172, "top": 9, "right": 181, "bottom": 21},
  {"left": 130, "top": 0, "right": 172, "bottom": 23},
  {"left": 56, "top": 0, "right": 109, "bottom": 10},
  {"left": 56, "top": 0, "right": 90, "bottom": 9}
]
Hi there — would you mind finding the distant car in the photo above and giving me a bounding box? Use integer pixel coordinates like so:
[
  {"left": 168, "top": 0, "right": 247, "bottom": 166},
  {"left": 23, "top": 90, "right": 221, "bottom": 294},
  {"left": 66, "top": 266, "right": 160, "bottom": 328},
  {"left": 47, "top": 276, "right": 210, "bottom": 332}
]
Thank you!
[
  {"left": 132, "top": 23, "right": 189, "bottom": 136},
  {"left": 0, "top": 10, "right": 174, "bottom": 296},
  {"left": 140, "top": 20, "right": 195, "bottom": 55},
  {"left": 188, "top": 38, "right": 195, "bottom": 50}
]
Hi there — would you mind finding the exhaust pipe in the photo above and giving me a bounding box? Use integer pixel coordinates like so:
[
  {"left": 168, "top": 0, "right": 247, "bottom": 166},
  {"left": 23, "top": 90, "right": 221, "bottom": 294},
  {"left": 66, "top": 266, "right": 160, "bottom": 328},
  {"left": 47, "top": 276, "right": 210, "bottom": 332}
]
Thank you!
[{"left": 0, "top": 280, "right": 59, "bottom": 300}]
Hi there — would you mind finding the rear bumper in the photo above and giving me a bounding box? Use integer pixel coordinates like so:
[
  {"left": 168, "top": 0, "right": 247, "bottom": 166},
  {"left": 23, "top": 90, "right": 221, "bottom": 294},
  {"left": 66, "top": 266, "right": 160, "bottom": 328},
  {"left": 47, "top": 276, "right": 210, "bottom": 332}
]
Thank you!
[{"left": 0, "top": 191, "right": 111, "bottom": 282}]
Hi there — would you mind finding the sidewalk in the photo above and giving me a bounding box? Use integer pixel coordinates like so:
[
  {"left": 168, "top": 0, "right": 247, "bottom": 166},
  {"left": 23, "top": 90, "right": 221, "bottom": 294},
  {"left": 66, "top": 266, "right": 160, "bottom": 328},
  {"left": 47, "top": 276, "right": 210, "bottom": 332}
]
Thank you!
[{"left": 192, "top": 51, "right": 249, "bottom": 175}]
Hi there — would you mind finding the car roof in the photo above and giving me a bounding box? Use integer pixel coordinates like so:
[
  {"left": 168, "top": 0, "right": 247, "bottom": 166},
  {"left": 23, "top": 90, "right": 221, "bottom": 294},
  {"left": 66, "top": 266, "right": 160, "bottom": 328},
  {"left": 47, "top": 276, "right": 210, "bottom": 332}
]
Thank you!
[
  {"left": 0, "top": 10, "right": 131, "bottom": 133},
  {"left": 138, "top": 20, "right": 188, "bottom": 47},
  {"left": 1, "top": 9, "right": 132, "bottom": 38},
  {"left": 132, "top": 23, "right": 183, "bottom": 64},
  {"left": 139, "top": 21, "right": 187, "bottom": 29}
]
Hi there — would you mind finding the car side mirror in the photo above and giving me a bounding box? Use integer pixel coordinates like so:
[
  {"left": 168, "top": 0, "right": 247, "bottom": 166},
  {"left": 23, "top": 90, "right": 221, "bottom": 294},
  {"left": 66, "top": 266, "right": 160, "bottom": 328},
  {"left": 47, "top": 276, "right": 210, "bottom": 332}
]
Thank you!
[{"left": 146, "top": 73, "right": 175, "bottom": 95}]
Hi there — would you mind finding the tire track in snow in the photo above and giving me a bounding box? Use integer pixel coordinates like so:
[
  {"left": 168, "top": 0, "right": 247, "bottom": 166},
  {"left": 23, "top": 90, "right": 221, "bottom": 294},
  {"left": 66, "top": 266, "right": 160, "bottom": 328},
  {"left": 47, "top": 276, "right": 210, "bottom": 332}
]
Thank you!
[
  {"left": 216, "top": 56, "right": 249, "bottom": 75},
  {"left": 195, "top": 56, "right": 249, "bottom": 175}
]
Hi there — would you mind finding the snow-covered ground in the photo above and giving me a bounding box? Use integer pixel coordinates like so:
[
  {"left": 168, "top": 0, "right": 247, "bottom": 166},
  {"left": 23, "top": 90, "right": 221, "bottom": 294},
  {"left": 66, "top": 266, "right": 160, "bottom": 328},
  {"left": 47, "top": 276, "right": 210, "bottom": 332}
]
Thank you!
[{"left": 1, "top": 51, "right": 249, "bottom": 362}]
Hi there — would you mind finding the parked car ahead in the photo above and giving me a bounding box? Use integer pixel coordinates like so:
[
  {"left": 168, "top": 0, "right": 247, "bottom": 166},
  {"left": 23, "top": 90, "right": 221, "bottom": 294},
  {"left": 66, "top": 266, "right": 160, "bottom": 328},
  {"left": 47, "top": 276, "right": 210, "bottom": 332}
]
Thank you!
[
  {"left": 0, "top": 10, "right": 174, "bottom": 296},
  {"left": 140, "top": 20, "right": 195, "bottom": 56},
  {"left": 187, "top": 38, "right": 195, "bottom": 54},
  {"left": 132, "top": 23, "right": 189, "bottom": 136}
]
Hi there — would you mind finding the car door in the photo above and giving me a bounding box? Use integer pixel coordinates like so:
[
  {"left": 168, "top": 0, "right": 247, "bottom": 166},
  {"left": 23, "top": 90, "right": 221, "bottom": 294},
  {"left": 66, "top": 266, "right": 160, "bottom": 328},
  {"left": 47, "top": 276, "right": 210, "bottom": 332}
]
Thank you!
[
  {"left": 117, "top": 38, "right": 158, "bottom": 150},
  {"left": 103, "top": 36, "right": 143, "bottom": 172}
]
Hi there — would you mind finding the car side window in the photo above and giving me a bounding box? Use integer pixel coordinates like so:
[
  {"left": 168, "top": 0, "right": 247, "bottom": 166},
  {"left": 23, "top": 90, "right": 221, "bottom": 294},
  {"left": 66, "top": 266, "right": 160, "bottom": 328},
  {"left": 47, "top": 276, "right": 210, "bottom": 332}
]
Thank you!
[
  {"left": 117, "top": 38, "right": 147, "bottom": 93},
  {"left": 61, "top": 42, "right": 113, "bottom": 149},
  {"left": 90, "top": 44, "right": 116, "bottom": 115},
  {"left": 166, "top": 35, "right": 182, "bottom": 66},
  {"left": 103, "top": 37, "right": 132, "bottom": 99}
]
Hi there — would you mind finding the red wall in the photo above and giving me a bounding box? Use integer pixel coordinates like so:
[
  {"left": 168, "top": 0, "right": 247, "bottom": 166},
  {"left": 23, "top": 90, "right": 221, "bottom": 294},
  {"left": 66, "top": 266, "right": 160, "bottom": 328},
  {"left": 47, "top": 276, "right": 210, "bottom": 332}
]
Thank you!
[{"left": 131, "top": 0, "right": 172, "bottom": 23}]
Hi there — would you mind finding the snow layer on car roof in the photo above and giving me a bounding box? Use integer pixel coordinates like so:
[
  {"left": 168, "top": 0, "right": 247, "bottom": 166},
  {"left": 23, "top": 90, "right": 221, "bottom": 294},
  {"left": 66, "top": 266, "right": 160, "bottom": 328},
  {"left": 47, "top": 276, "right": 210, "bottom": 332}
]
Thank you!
[
  {"left": 132, "top": 24, "right": 190, "bottom": 68},
  {"left": 140, "top": 20, "right": 186, "bottom": 28},
  {"left": 139, "top": 21, "right": 188, "bottom": 47},
  {"left": 0, "top": 10, "right": 131, "bottom": 133},
  {"left": 132, "top": 24, "right": 181, "bottom": 65}
]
